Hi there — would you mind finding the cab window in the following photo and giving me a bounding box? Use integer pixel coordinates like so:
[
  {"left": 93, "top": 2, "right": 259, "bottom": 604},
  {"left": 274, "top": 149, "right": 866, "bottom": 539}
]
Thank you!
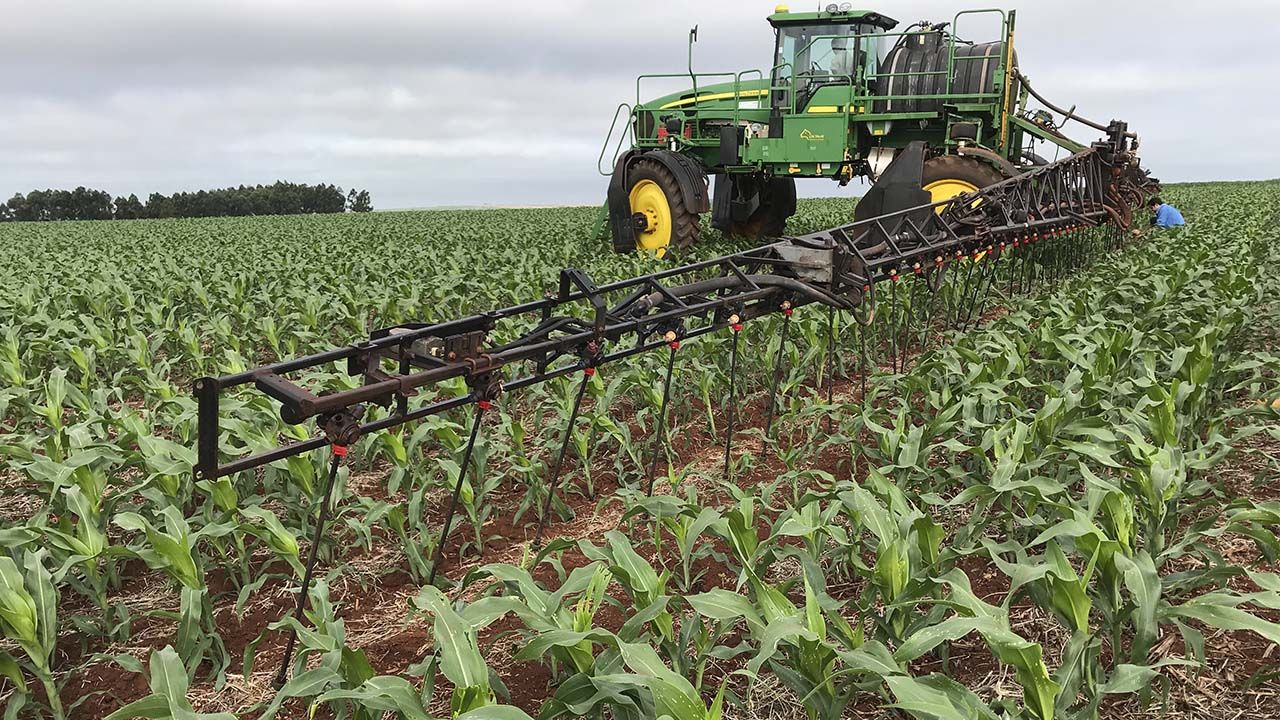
[{"left": 772, "top": 23, "right": 883, "bottom": 109}]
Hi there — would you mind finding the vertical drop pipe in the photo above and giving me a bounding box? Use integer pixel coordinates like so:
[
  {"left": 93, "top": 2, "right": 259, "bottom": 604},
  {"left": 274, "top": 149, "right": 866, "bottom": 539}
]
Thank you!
[
  {"left": 428, "top": 400, "right": 487, "bottom": 585},
  {"left": 275, "top": 445, "right": 345, "bottom": 688}
]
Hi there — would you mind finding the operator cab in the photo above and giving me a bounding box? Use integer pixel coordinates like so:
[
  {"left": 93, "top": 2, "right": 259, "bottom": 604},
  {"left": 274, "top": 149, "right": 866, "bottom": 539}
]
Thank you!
[{"left": 768, "top": 5, "right": 898, "bottom": 114}]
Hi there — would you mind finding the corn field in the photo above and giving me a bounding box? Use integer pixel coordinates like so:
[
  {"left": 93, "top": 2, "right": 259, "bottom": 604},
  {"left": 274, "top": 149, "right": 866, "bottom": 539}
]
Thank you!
[{"left": 2, "top": 182, "right": 1279, "bottom": 719}]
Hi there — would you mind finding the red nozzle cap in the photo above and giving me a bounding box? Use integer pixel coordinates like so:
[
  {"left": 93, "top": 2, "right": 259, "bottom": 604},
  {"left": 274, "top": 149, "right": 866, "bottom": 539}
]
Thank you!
[
  {"left": 731, "top": 323, "right": 743, "bottom": 332},
  {"left": 477, "top": 400, "right": 493, "bottom": 411},
  {"left": 783, "top": 308, "right": 793, "bottom": 316},
  {"left": 584, "top": 367, "right": 596, "bottom": 377},
  {"left": 332, "top": 445, "right": 348, "bottom": 457},
  {"left": 670, "top": 340, "right": 681, "bottom": 350}
]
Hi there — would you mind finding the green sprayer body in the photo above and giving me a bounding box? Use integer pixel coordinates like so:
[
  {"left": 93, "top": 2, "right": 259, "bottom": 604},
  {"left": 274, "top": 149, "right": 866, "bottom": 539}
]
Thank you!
[{"left": 600, "top": 7, "right": 1093, "bottom": 253}]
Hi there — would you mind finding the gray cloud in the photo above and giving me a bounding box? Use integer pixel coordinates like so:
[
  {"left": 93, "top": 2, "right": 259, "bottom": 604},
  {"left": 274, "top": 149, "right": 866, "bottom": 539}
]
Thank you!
[{"left": 1, "top": 0, "right": 1276, "bottom": 209}]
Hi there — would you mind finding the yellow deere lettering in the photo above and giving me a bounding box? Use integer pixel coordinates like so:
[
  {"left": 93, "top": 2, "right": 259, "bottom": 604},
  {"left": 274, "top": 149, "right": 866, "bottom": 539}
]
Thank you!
[{"left": 799, "top": 128, "right": 826, "bottom": 141}]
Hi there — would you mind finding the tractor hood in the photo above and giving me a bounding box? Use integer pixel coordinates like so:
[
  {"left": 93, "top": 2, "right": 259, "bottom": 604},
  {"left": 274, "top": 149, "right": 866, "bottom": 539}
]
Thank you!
[{"left": 641, "top": 77, "right": 773, "bottom": 113}]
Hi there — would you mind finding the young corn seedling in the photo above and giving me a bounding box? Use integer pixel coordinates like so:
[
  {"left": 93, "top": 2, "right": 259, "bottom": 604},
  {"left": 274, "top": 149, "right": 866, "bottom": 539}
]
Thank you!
[
  {"left": 410, "top": 585, "right": 527, "bottom": 716},
  {"left": 112, "top": 506, "right": 231, "bottom": 681},
  {"left": 0, "top": 550, "right": 62, "bottom": 720},
  {"left": 903, "top": 570, "right": 1061, "bottom": 720},
  {"left": 238, "top": 505, "right": 306, "bottom": 578},
  {"left": 620, "top": 491, "right": 721, "bottom": 595},
  {"left": 253, "top": 579, "right": 378, "bottom": 720},
  {"left": 101, "top": 646, "right": 234, "bottom": 720},
  {"left": 459, "top": 560, "right": 615, "bottom": 683},
  {"left": 579, "top": 532, "right": 675, "bottom": 647}
]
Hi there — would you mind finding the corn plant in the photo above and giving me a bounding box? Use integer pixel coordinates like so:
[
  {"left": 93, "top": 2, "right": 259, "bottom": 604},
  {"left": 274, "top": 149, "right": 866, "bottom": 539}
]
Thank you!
[
  {"left": 0, "top": 550, "right": 61, "bottom": 719},
  {"left": 410, "top": 585, "right": 526, "bottom": 716},
  {"left": 618, "top": 490, "right": 721, "bottom": 594},
  {"left": 471, "top": 560, "right": 636, "bottom": 690},
  {"left": 102, "top": 647, "right": 234, "bottom": 720},
  {"left": 112, "top": 507, "right": 231, "bottom": 681},
  {"left": 237, "top": 505, "right": 305, "bottom": 577},
  {"left": 3, "top": 184, "right": 1280, "bottom": 717},
  {"left": 250, "top": 579, "right": 380, "bottom": 719}
]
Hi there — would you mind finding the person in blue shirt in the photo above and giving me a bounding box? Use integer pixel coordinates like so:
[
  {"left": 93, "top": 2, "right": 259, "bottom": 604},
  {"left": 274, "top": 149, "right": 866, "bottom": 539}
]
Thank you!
[{"left": 1148, "top": 197, "right": 1186, "bottom": 228}]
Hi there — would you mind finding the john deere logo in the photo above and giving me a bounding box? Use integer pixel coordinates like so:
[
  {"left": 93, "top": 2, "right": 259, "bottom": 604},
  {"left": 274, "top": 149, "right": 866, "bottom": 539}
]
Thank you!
[{"left": 800, "top": 128, "right": 825, "bottom": 141}]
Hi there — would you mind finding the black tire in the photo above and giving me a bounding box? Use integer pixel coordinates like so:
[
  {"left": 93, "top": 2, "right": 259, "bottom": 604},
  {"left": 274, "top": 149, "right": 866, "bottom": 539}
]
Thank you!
[
  {"left": 729, "top": 177, "right": 796, "bottom": 240},
  {"left": 921, "top": 155, "right": 1006, "bottom": 195},
  {"left": 1021, "top": 150, "right": 1050, "bottom": 167},
  {"left": 629, "top": 159, "right": 700, "bottom": 253}
]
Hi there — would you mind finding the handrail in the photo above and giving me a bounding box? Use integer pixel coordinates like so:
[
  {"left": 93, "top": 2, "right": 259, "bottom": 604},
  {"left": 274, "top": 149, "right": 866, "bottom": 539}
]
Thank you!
[
  {"left": 598, "top": 102, "right": 634, "bottom": 176},
  {"left": 947, "top": 9, "right": 1008, "bottom": 95},
  {"left": 635, "top": 71, "right": 747, "bottom": 111},
  {"left": 777, "top": 23, "right": 1009, "bottom": 115},
  {"left": 733, "top": 69, "right": 766, "bottom": 125},
  {"left": 630, "top": 14, "right": 1011, "bottom": 128}
]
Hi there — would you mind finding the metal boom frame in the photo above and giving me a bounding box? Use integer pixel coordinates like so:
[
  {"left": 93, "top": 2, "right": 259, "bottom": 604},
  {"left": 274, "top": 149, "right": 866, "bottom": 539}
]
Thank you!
[{"left": 194, "top": 124, "right": 1155, "bottom": 481}]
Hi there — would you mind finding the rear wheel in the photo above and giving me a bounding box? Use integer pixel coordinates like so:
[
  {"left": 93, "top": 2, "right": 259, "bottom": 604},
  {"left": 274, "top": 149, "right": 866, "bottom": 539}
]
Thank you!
[
  {"left": 627, "top": 160, "right": 699, "bottom": 257},
  {"left": 921, "top": 155, "right": 1005, "bottom": 211}
]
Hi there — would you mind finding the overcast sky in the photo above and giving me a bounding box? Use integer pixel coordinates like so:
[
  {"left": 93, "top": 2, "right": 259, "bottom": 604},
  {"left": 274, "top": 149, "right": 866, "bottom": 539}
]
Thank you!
[{"left": 2, "top": 0, "right": 1277, "bottom": 209}]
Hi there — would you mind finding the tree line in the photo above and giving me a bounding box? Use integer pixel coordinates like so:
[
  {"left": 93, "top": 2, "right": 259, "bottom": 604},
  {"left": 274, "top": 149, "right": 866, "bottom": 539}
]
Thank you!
[{"left": 0, "top": 182, "right": 374, "bottom": 222}]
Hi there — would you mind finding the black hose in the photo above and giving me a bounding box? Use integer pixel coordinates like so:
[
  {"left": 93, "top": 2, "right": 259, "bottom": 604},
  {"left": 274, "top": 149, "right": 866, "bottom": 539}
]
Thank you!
[
  {"left": 1015, "top": 71, "right": 1136, "bottom": 138},
  {"left": 487, "top": 316, "right": 579, "bottom": 353},
  {"left": 956, "top": 146, "right": 1018, "bottom": 176},
  {"left": 628, "top": 274, "right": 855, "bottom": 314}
]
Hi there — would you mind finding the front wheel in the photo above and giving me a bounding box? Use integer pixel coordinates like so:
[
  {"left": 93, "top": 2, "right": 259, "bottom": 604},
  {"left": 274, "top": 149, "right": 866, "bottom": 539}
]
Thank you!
[{"left": 627, "top": 160, "right": 700, "bottom": 257}]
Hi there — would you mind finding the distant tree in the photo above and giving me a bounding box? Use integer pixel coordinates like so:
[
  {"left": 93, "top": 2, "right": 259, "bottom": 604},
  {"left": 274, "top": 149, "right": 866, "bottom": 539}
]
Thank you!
[
  {"left": 2, "top": 182, "right": 365, "bottom": 220},
  {"left": 26, "top": 190, "right": 54, "bottom": 220},
  {"left": 36, "top": 189, "right": 74, "bottom": 220},
  {"left": 145, "top": 192, "right": 174, "bottom": 219},
  {"left": 347, "top": 189, "right": 373, "bottom": 213},
  {"left": 315, "top": 184, "right": 346, "bottom": 214},
  {"left": 113, "top": 194, "right": 145, "bottom": 219},
  {"left": 4, "top": 193, "right": 31, "bottom": 221},
  {"left": 70, "top": 186, "right": 113, "bottom": 220}
]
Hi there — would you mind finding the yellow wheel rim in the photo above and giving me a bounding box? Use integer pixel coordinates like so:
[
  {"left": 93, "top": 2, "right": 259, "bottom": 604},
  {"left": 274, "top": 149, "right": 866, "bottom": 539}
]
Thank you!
[
  {"left": 628, "top": 179, "right": 672, "bottom": 258},
  {"left": 923, "top": 178, "right": 980, "bottom": 214}
]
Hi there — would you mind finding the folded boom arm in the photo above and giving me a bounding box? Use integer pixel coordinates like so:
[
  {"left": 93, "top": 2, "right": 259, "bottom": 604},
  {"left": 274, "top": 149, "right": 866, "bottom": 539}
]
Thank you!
[{"left": 194, "top": 127, "right": 1157, "bottom": 480}]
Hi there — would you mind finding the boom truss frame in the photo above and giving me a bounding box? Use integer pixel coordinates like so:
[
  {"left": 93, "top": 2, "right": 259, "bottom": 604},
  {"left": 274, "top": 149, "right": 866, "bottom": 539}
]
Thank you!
[{"left": 194, "top": 123, "right": 1156, "bottom": 481}]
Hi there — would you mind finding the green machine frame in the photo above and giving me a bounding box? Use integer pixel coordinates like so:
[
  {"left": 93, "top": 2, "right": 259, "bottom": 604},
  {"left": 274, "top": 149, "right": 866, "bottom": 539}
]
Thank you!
[{"left": 599, "top": 7, "right": 1094, "bottom": 252}]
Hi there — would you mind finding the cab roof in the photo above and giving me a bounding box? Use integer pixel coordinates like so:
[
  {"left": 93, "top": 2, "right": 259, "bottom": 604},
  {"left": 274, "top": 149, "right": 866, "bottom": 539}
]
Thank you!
[{"left": 767, "top": 9, "right": 898, "bottom": 31}]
